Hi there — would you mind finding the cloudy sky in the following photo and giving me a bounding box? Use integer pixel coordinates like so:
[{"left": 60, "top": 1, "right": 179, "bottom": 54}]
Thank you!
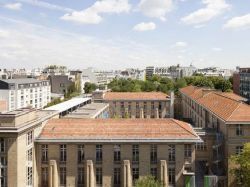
[{"left": 0, "top": 0, "right": 250, "bottom": 70}]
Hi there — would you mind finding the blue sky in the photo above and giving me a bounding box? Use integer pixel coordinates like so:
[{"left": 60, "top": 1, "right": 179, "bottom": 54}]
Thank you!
[{"left": 0, "top": 0, "right": 250, "bottom": 70}]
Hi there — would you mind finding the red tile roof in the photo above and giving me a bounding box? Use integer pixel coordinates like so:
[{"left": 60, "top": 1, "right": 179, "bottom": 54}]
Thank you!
[
  {"left": 180, "top": 85, "right": 250, "bottom": 122},
  {"left": 103, "top": 92, "right": 169, "bottom": 101},
  {"left": 37, "top": 118, "right": 199, "bottom": 142}
]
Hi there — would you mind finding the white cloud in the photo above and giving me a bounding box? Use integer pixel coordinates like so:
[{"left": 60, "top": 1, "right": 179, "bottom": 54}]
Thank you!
[
  {"left": 19, "top": 0, "right": 74, "bottom": 12},
  {"left": 0, "top": 30, "right": 10, "bottom": 38},
  {"left": 194, "top": 24, "right": 206, "bottom": 29},
  {"left": 4, "top": 3, "right": 22, "bottom": 10},
  {"left": 133, "top": 22, "right": 156, "bottom": 31},
  {"left": 173, "top": 41, "right": 188, "bottom": 47},
  {"left": 181, "top": 0, "right": 231, "bottom": 25},
  {"left": 0, "top": 16, "right": 172, "bottom": 69},
  {"left": 138, "top": 0, "right": 173, "bottom": 21},
  {"left": 212, "top": 47, "right": 222, "bottom": 52},
  {"left": 223, "top": 14, "right": 250, "bottom": 29},
  {"left": 61, "top": 0, "right": 131, "bottom": 24}
]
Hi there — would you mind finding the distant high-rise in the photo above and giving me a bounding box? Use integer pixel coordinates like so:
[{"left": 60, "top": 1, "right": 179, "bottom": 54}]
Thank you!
[{"left": 239, "top": 68, "right": 250, "bottom": 100}]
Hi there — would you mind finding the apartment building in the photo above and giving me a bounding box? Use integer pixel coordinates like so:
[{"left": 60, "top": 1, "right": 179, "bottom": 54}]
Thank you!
[
  {"left": 0, "top": 108, "right": 58, "bottom": 187},
  {"left": 35, "top": 118, "right": 201, "bottom": 187},
  {"left": 0, "top": 78, "right": 51, "bottom": 112},
  {"left": 93, "top": 91, "right": 174, "bottom": 118},
  {"left": 180, "top": 85, "right": 250, "bottom": 186},
  {"left": 239, "top": 68, "right": 250, "bottom": 100}
]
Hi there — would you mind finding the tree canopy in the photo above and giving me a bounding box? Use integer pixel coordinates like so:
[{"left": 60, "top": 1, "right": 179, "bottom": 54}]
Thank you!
[
  {"left": 108, "top": 75, "right": 232, "bottom": 94},
  {"left": 84, "top": 82, "right": 97, "bottom": 94},
  {"left": 230, "top": 143, "right": 250, "bottom": 187},
  {"left": 135, "top": 176, "right": 162, "bottom": 187}
]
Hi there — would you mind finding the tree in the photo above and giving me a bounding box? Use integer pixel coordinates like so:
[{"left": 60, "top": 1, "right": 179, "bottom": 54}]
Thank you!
[
  {"left": 135, "top": 176, "right": 162, "bottom": 187},
  {"left": 84, "top": 82, "right": 97, "bottom": 94},
  {"left": 230, "top": 143, "right": 250, "bottom": 187},
  {"left": 175, "top": 78, "right": 187, "bottom": 90}
]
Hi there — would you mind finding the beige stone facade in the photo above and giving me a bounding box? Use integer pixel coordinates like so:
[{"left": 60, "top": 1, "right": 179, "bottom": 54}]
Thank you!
[
  {"left": 180, "top": 85, "right": 250, "bottom": 186},
  {"left": 0, "top": 108, "right": 58, "bottom": 187},
  {"left": 35, "top": 143, "right": 196, "bottom": 187},
  {"left": 93, "top": 91, "right": 174, "bottom": 119}
]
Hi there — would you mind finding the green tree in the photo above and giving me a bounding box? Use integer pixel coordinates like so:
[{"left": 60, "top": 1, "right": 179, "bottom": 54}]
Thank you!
[
  {"left": 230, "top": 143, "right": 250, "bottom": 187},
  {"left": 175, "top": 78, "right": 187, "bottom": 90},
  {"left": 84, "top": 82, "right": 97, "bottom": 93},
  {"left": 135, "top": 176, "right": 162, "bottom": 187}
]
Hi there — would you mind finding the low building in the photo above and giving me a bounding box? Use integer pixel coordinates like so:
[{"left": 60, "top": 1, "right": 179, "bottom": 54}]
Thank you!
[
  {"left": 0, "top": 78, "right": 51, "bottom": 112},
  {"left": 0, "top": 108, "right": 58, "bottom": 187},
  {"left": 180, "top": 85, "right": 250, "bottom": 186},
  {"left": 44, "top": 97, "right": 91, "bottom": 117},
  {"left": 64, "top": 102, "right": 109, "bottom": 119},
  {"left": 93, "top": 91, "right": 174, "bottom": 118},
  {"left": 35, "top": 118, "right": 201, "bottom": 187}
]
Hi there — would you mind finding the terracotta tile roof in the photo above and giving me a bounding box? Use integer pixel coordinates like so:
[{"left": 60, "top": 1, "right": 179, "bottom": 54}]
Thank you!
[
  {"left": 37, "top": 118, "right": 199, "bottom": 142},
  {"left": 103, "top": 92, "right": 169, "bottom": 100},
  {"left": 180, "top": 85, "right": 250, "bottom": 122},
  {"left": 219, "top": 92, "right": 247, "bottom": 102}
]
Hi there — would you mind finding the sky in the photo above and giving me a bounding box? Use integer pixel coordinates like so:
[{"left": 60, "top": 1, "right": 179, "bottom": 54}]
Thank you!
[{"left": 0, "top": 0, "right": 250, "bottom": 70}]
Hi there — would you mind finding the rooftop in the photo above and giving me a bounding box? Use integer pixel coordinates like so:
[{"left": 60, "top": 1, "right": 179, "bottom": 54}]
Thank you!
[
  {"left": 0, "top": 78, "right": 48, "bottom": 84},
  {"left": 36, "top": 118, "right": 200, "bottom": 143},
  {"left": 44, "top": 97, "right": 91, "bottom": 113},
  {"left": 180, "top": 85, "right": 250, "bottom": 122},
  {"left": 103, "top": 92, "right": 170, "bottom": 101},
  {"left": 64, "top": 103, "right": 109, "bottom": 119}
]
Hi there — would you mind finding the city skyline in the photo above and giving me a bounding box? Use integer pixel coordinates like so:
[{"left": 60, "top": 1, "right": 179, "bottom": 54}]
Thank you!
[{"left": 0, "top": 0, "right": 250, "bottom": 70}]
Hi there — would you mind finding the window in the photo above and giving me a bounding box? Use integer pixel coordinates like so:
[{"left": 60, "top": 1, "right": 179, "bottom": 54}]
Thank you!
[
  {"left": 114, "top": 168, "right": 121, "bottom": 187},
  {"left": 114, "top": 145, "right": 121, "bottom": 163},
  {"left": 41, "top": 145, "right": 48, "bottom": 163},
  {"left": 168, "top": 168, "right": 175, "bottom": 186},
  {"left": 26, "top": 167, "right": 32, "bottom": 186},
  {"left": 27, "top": 148, "right": 32, "bottom": 162},
  {"left": 132, "top": 145, "right": 139, "bottom": 164},
  {"left": 1, "top": 167, "right": 7, "bottom": 187},
  {"left": 195, "top": 141, "right": 207, "bottom": 151},
  {"left": 96, "top": 167, "right": 102, "bottom": 186},
  {"left": 168, "top": 145, "right": 175, "bottom": 162},
  {"left": 77, "top": 167, "right": 84, "bottom": 187},
  {"left": 150, "top": 145, "right": 157, "bottom": 164},
  {"left": 236, "top": 146, "right": 243, "bottom": 155},
  {"left": 184, "top": 144, "right": 192, "bottom": 158},
  {"left": 236, "top": 124, "right": 243, "bottom": 136},
  {"left": 0, "top": 157, "right": 7, "bottom": 166},
  {"left": 60, "top": 145, "right": 67, "bottom": 162},
  {"left": 0, "top": 138, "right": 5, "bottom": 153},
  {"left": 41, "top": 167, "right": 48, "bottom": 187},
  {"left": 150, "top": 168, "right": 157, "bottom": 179},
  {"left": 60, "top": 167, "right": 66, "bottom": 186},
  {"left": 132, "top": 168, "right": 139, "bottom": 183},
  {"left": 96, "top": 145, "right": 102, "bottom": 163},
  {"left": 27, "top": 131, "right": 33, "bottom": 146},
  {"left": 78, "top": 145, "right": 85, "bottom": 163}
]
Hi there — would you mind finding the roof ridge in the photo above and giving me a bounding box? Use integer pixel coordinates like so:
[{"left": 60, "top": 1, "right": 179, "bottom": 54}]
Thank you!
[
  {"left": 171, "top": 119, "right": 197, "bottom": 137},
  {"left": 214, "top": 92, "right": 242, "bottom": 102}
]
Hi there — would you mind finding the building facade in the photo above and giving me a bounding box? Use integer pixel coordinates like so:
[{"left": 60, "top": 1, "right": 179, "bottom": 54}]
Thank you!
[
  {"left": 0, "top": 79, "right": 51, "bottom": 112},
  {"left": 93, "top": 91, "right": 174, "bottom": 119},
  {"left": 0, "top": 108, "right": 58, "bottom": 187},
  {"left": 239, "top": 68, "right": 250, "bottom": 100},
  {"left": 180, "top": 85, "right": 250, "bottom": 186},
  {"left": 35, "top": 118, "right": 200, "bottom": 187}
]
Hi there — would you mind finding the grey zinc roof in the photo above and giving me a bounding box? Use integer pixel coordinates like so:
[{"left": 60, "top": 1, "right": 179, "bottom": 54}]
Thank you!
[{"left": 1, "top": 78, "right": 48, "bottom": 84}]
